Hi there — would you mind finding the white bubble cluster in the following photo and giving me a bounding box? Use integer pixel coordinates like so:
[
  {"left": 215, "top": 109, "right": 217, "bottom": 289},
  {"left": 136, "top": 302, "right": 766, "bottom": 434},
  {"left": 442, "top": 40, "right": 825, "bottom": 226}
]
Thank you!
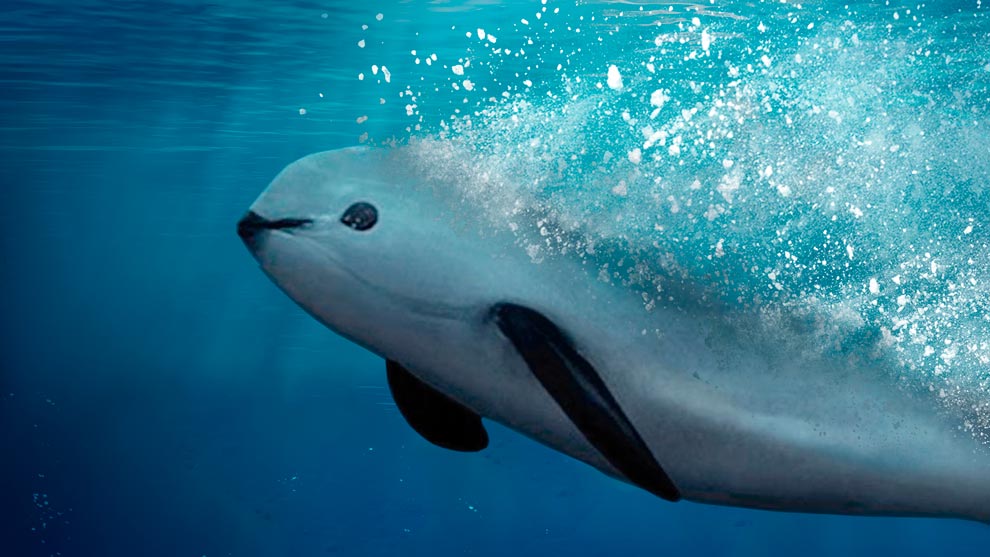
[{"left": 361, "top": 1, "right": 990, "bottom": 442}]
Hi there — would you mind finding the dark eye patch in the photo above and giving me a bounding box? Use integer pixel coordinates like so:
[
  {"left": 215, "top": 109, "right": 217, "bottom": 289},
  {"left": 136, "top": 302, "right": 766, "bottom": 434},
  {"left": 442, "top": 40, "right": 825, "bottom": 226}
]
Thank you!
[{"left": 340, "top": 201, "right": 378, "bottom": 231}]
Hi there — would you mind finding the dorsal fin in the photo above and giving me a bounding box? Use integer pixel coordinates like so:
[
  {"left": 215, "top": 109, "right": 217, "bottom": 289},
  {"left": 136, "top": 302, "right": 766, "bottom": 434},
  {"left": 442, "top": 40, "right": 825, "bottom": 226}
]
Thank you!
[
  {"left": 386, "top": 359, "right": 488, "bottom": 452},
  {"left": 492, "top": 302, "right": 681, "bottom": 502}
]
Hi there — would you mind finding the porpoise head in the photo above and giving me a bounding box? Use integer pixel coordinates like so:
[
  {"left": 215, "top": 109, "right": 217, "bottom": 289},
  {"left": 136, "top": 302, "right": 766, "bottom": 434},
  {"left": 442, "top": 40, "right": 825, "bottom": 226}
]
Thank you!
[{"left": 237, "top": 147, "right": 505, "bottom": 359}]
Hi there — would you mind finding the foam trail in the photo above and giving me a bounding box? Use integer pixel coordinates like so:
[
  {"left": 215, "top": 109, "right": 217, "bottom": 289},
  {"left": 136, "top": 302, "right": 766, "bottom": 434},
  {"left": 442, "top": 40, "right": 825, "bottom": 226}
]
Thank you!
[{"left": 376, "top": 2, "right": 990, "bottom": 442}]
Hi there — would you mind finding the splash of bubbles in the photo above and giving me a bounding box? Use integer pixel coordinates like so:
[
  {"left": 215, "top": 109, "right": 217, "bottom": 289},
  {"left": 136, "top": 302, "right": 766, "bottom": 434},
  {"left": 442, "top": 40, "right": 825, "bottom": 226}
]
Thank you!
[{"left": 367, "top": 1, "right": 990, "bottom": 440}]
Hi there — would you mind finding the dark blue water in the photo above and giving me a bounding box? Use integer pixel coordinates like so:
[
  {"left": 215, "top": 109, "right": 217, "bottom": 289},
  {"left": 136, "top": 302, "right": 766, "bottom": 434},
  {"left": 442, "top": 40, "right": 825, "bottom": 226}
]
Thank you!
[{"left": 2, "top": 1, "right": 989, "bottom": 555}]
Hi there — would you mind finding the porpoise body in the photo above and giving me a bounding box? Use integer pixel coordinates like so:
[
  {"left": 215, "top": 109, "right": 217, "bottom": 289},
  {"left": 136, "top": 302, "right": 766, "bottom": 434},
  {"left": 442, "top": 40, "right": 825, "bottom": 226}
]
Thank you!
[{"left": 238, "top": 147, "right": 990, "bottom": 523}]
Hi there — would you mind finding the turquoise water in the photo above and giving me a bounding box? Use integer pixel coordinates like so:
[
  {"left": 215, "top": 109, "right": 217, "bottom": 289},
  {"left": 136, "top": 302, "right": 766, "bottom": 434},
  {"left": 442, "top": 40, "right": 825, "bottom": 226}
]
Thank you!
[{"left": 1, "top": 0, "right": 989, "bottom": 555}]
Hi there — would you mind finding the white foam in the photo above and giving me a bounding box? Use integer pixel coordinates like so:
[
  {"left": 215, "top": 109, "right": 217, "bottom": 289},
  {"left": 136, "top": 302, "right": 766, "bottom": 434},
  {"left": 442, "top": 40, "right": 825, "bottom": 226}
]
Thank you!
[{"left": 607, "top": 65, "right": 623, "bottom": 90}]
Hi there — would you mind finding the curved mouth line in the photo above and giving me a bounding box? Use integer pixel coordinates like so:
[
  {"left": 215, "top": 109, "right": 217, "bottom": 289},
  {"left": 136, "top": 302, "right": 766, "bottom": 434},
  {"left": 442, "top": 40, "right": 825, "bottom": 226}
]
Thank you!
[
  {"left": 266, "top": 217, "right": 313, "bottom": 230},
  {"left": 238, "top": 211, "right": 313, "bottom": 240}
]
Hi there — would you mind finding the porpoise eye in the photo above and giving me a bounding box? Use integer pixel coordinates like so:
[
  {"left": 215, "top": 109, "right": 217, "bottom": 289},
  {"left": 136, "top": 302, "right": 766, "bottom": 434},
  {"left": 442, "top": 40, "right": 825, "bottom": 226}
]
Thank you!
[{"left": 340, "top": 201, "right": 378, "bottom": 231}]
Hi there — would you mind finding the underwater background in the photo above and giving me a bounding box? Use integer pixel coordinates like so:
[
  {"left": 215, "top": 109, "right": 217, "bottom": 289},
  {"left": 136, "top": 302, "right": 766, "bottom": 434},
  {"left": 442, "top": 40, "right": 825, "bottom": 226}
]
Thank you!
[{"left": 2, "top": 0, "right": 989, "bottom": 555}]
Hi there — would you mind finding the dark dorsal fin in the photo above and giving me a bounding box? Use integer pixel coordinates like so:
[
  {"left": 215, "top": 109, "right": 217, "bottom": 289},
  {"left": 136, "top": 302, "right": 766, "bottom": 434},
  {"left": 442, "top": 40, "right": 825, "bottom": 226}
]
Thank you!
[
  {"left": 492, "top": 303, "right": 681, "bottom": 502},
  {"left": 386, "top": 359, "right": 489, "bottom": 452}
]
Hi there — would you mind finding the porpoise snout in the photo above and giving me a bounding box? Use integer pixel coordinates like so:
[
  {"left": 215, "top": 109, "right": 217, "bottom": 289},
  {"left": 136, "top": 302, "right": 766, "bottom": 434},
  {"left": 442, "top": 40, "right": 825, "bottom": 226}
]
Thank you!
[{"left": 237, "top": 210, "right": 312, "bottom": 250}]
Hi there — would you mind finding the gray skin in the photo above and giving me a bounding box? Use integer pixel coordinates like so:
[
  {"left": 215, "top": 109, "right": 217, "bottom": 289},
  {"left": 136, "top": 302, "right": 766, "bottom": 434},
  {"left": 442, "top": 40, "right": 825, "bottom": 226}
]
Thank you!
[{"left": 241, "top": 147, "right": 990, "bottom": 523}]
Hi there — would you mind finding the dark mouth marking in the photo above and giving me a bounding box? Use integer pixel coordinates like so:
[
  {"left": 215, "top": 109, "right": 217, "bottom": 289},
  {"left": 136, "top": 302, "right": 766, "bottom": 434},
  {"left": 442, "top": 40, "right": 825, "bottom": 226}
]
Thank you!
[
  {"left": 265, "top": 217, "right": 313, "bottom": 231},
  {"left": 237, "top": 211, "right": 312, "bottom": 241}
]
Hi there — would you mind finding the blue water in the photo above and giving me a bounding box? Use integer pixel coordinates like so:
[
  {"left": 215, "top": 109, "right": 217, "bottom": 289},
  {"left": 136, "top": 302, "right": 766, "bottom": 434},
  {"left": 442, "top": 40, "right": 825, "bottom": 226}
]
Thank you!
[{"left": 2, "top": 1, "right": 989, "bottom": 555}]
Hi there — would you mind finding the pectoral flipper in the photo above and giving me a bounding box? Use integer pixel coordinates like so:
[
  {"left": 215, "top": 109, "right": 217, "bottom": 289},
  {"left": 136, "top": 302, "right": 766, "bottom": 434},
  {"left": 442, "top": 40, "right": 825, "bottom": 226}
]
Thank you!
[
  {"left": 386, "top": 359, "right": 489, "bottom": 452},
  {"left": 493, "top": 302, "right": 681, "bottom": 502}
]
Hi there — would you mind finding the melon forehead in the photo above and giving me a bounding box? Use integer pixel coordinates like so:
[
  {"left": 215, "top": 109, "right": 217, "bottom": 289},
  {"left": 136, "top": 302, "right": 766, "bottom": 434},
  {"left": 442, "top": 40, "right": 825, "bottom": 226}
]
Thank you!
[
  {"left": 281, "top": 147, "right": 391, "bottom": 196},
  {"left": 253, "top": 147, "right": 407, "bottom": 220}
]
